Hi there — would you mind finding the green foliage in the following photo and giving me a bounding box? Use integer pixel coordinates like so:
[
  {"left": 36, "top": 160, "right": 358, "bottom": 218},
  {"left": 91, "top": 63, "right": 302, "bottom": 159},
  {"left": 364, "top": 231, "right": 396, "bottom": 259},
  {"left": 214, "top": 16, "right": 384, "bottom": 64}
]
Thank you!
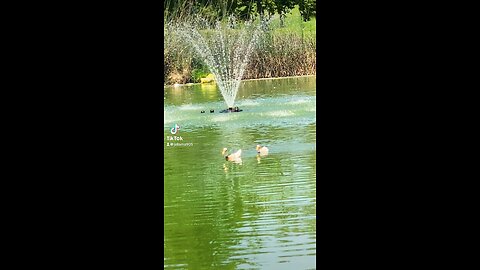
[
  {"left": 191, "top": 69, "right": 211, "bottom": 83},
  {"left": 298, "top": 0, "right": 316, "bottom": 21},
  {"left": 270, "top": 6, "right": 316, "bottom": 38},
  {"left": 191, "top": 58, "right": 211, "bottom": 83},
  {"left": 164, "top": 0, "right": 316, "bottom": 23}
]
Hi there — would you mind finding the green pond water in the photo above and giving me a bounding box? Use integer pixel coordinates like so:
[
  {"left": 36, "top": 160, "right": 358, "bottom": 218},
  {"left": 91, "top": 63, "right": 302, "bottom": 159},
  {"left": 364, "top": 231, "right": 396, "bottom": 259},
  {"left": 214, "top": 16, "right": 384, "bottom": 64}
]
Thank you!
[{"left": 164, "top": 76, "right": 316, "bottom": 269}]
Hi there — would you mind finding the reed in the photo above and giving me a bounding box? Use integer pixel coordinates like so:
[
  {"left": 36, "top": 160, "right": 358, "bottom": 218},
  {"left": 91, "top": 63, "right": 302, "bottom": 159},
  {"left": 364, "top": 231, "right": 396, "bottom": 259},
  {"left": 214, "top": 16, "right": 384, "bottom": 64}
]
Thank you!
[
  {"left": 163, "top": 4, "right": 316, "bottom": 85},
  {"left": 243, "top": 32, "right": 316, "bottom": 80},
  {"left": 164, "top": 30, "right": 315, "bottom": 84}
]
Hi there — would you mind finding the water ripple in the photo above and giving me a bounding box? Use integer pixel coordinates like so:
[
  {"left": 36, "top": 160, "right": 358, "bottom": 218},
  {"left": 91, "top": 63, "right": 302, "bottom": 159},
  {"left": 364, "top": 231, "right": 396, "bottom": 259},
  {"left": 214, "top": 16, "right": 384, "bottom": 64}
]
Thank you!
[{"left": 164, "top": 77, "right": 316, "bottom": 269}]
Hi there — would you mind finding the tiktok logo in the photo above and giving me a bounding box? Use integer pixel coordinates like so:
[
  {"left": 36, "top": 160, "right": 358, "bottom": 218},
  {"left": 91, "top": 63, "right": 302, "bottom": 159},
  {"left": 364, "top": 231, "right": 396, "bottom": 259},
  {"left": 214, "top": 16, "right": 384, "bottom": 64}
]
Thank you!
[{"left": 170, "top": 124, "right": 180, "bottom": 134}]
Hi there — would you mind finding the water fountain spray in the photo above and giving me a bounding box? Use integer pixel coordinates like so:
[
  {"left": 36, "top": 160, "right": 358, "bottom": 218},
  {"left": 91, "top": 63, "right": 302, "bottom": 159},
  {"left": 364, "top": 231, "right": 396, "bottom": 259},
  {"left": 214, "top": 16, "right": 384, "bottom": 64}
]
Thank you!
[{"left": 176, "top": 17, "right": 269, "bottom": 112}]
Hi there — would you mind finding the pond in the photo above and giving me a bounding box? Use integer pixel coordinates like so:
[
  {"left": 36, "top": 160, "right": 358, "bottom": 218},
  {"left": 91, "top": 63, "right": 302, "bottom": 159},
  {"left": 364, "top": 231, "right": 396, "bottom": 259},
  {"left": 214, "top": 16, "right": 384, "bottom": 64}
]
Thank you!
[{"left": 164, "top": 76, "right": 316, "bottom": 269}]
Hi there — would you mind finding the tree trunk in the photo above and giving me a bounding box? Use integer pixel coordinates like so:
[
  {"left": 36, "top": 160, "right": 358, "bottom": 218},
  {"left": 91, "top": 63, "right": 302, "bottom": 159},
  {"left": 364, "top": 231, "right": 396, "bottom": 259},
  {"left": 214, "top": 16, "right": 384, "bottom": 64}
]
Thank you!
[{"left": 257, "top": 0, "right": 263, "bottom": 19}]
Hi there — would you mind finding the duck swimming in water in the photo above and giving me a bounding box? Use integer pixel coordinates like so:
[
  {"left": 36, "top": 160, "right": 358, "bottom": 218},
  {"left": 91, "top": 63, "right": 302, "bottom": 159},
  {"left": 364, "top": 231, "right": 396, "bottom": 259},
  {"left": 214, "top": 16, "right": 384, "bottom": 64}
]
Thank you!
[
  {"left": 222, "top": 148, "right": 242, "bottom": 161},
  {"left": 256, "top": 145, "right": 269, "bottom": 156}
]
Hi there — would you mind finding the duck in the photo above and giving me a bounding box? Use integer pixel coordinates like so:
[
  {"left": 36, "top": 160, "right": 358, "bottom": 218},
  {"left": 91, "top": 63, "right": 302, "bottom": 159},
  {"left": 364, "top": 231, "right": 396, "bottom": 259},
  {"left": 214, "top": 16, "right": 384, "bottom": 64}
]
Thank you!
[
  {"left": 222, "top": 148, "right": 242, "bottom": 161},
  {"left": 256, "top": 145, "right": 269, "bottom": 156}
]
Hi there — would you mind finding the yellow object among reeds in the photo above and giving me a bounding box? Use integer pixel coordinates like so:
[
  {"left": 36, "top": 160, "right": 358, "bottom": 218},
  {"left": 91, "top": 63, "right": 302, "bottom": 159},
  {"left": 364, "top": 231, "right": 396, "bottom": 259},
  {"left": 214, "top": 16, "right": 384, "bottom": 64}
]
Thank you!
[{"left": 200, "top": 73, "right": 215, "bottom": 83}]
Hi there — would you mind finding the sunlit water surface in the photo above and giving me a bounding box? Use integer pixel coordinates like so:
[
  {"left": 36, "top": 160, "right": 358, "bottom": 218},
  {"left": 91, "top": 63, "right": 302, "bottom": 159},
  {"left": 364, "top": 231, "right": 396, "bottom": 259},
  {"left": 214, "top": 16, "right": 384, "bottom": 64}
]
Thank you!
[{"left": 164, "top": 76, "right": 316, "bottom": 269}]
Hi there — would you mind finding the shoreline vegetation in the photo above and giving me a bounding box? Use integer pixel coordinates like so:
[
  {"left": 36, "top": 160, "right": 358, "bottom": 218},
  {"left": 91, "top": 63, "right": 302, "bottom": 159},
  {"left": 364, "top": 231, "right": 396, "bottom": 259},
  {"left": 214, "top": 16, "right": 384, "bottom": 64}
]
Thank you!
[
  {"left": 164, "top": 75, "right": 316, "bottom": 87},
  {"left": 164, "top": 3, "right": 316, "bottom": 86}
]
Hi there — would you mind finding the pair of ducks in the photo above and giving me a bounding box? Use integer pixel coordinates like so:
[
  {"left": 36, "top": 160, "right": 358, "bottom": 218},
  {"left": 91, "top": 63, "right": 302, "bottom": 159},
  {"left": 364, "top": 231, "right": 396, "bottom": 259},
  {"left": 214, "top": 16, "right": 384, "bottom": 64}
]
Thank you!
[
  {"left": 200, "top": 109, "right": 215, "bottom": 113},
  {"left": 222, "top": 145, "right": 269, "bottom": 161}
]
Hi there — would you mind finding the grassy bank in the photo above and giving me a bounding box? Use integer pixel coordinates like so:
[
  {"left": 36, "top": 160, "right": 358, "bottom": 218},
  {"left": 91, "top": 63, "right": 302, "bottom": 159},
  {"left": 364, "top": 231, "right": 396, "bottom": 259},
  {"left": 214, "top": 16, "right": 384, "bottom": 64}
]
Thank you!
[{"left": 164, "top": 6, "right": 316, "bottom": 85}]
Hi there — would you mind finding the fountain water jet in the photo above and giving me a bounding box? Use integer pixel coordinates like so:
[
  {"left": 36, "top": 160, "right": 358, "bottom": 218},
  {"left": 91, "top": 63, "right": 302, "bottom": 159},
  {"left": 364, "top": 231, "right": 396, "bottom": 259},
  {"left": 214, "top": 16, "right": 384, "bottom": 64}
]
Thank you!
[{"left": 176, "top": 17, "right": 268, "bottom": 112}]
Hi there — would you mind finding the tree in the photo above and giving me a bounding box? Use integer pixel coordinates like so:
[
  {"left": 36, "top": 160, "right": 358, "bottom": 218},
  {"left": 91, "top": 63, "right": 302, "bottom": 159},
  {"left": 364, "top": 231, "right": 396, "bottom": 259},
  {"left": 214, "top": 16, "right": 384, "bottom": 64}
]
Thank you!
[
  {"left": 275, "top": 0, "right": 296, "bottom": 26},
  {"left": 164, "top": 0, "right": 317, "bottom": 23},
  {"left": 298, "top": 0, "right": 316, "bottom": 21}
]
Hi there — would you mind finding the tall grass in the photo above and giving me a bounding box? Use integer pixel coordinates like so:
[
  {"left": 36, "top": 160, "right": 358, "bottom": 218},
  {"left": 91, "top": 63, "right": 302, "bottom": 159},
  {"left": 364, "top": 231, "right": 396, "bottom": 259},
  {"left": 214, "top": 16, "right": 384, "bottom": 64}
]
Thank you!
[
  {"left": 244, "top": 32, "right": 316, "bottom": 79},
  {"left": 164, "top": 25, "right": 193, "bottom": 84},
  {"left": 164, "top": 5, "right": 316, "bottom": 85}
]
